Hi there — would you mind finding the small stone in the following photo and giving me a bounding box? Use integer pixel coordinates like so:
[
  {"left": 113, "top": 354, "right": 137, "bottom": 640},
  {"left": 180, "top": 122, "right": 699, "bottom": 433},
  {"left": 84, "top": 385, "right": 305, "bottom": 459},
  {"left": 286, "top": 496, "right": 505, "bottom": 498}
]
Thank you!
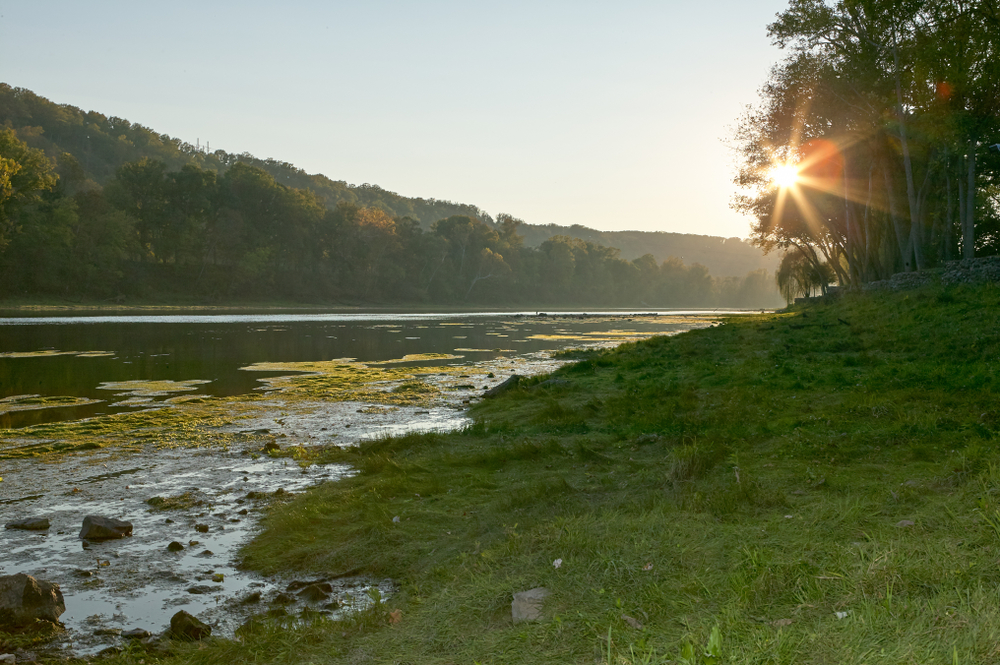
[
  {"left": 895, "top": 520, "right": 915, "bottom": 528},
  {"left": 194, "top": 524, "right": 209, "bottom": 533},
  {"left": 296, "top": 583, "right": 333, "bottom": 602},
  {"left": 169, "top": 610, "right": 212, "bottom": 641},
  {"left": 196, "top": 549, "right": 214, "bottom": 557},
  {"left": 167, "top": 541, "right": 185, "bottom": 552},
  {"left": 5, "top": 517, "right": 50, "bottom": 531},
  {"left": 187, "top": 585, "right": 218, "bottom": 595},
  {"left": 94, "top": 628, "right": 122, "bottom": 636},
  {"left": 622, "top": 614, "right": 643, "bottom": 630},
  {"left": 511, "top": 587, "right": 550, "bottom": 623},
  {"left": 79, "top": 516, "right": 132, "bottom": 540},
  {"left": 122, "top": 628, "right": 151, "bottom": 639}
]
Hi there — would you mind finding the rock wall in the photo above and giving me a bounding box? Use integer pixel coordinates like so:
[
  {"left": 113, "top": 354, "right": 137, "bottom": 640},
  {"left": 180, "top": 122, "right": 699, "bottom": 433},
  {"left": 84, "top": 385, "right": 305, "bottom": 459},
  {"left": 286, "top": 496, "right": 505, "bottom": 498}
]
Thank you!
[{"left": 863, "top": 257, "right": 1000, "bottom": 292}]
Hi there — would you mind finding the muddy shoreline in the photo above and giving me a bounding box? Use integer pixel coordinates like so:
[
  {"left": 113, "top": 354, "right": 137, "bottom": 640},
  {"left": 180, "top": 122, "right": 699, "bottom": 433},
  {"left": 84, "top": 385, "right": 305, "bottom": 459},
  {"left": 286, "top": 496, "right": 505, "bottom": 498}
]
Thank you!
[{"left": 1, "top": 318, "right": 713, "bottom": 659}]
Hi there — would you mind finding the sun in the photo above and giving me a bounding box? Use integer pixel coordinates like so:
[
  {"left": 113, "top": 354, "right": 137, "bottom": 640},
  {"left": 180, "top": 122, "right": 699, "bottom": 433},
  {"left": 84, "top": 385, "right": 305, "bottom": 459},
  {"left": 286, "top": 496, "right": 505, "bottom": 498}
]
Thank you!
[{"left": 770, "top": 163, "right": 800, "bottom": 188}]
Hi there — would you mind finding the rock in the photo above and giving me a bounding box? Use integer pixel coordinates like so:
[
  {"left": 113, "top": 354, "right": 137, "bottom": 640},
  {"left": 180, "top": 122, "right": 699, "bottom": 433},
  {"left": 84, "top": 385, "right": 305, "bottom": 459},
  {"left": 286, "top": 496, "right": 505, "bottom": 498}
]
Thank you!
[
  {"left": 122, "top": 628, "right": 151, "bottom": 639},
  {"left": 271, "top": 592, "right": 295, "bottom": 605},
  {"left": 0, "top": 654, "right": 13, "bottom": 664},
  {"left": 5, "top": 518, "right": 50, "bottom": 531},
  {"left": 194, "top": 524, "right": 209, "bottom": 533},
  {"left": 511, "top": 587, "right": 550, "bottom": 623},
  {"left": 94, "top": 628, "right": 122, "bottom": 636},
  {"left": 241, "top": 591, "right": 262, "bottom": 604},
  {"left": 186, "top": 585, "right": 219, "bottom": 595},
  {"left": 484, "top": 374, "right": 522, "bottom": 398},
  {"left": 169, "top": 610, "right": 211, "bottom": 641},
  {"left": 0, "top": 574, "right": 66, "bottom": 627},
  {"left": 296, "top": 583, "right": 333, "bottom": 602},
  {"left": 167, "top": 541, "right": 184, "bottom": 552},
  {"left": 79, "top": 516, "right": 132, "bottom": 540},
  {"left": 195, "top": 550, "right": 214, "bottom": 557},
  {"left": 622, "top": 614, "right": 643, "bottom": 630}
]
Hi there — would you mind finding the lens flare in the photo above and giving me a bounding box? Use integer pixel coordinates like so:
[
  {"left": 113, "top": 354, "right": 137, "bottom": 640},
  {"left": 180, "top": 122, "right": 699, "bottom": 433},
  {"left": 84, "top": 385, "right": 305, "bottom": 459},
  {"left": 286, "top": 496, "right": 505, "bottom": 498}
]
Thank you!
[{"left": 771, "top": 164, "right": 799, "bottom": 188}]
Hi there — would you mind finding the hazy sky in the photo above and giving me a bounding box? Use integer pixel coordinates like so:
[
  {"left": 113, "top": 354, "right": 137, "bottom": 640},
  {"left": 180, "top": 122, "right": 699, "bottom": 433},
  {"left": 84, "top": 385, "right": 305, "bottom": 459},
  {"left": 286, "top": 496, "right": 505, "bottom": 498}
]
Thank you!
[{"left": 0, "top": 1, "right": 788, "bottom": 238}]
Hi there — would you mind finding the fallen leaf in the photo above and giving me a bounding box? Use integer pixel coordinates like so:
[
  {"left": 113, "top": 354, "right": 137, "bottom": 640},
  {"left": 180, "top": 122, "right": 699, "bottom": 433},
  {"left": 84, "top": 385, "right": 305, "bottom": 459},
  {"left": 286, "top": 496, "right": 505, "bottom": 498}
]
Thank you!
[
  {"left": 895, "top": 519, "right": 915, "bottom": 528},
  {"left": 553, "top": 558, "right": 563, "bottom": 569},
  {"left": 771, "top": 618, "right": 793, "bottom": 627},
  {"left": 389, "top": 609, "right": 402, "bottom": 624},
  {"left": 642, "top": 562, "right": 653, "bottom": 571}
]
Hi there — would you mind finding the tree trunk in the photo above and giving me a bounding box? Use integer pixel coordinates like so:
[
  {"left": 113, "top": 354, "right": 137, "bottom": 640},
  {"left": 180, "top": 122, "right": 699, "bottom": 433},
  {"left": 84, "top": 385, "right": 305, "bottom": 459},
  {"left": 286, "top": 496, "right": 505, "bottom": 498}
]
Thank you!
[
  {"left": 945, "top": 160, "right": 954, "bottom": 261},
  {"left": 891, "top": 40, "right": 925, "bottom": 271},
  {"left": 964, "top": 139, "right": 977, "bottom": 259},
  {"left": 883, "top": 166, "right": 911, "bottom": 271}
]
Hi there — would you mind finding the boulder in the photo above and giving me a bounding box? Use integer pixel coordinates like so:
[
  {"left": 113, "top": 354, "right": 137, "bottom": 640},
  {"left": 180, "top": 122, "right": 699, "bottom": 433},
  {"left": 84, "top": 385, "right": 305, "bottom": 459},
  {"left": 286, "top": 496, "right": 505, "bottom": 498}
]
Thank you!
[
  {"left": 79, "top": 516, "right": 132, "bottom": 540},
  {"left": 484, "top": 374, "right": 522, "bottom": 398},
  {"left": 0, "top": 573, "right": 66, "bottom": 627},
  {"left": 5, "top": 517, "right": 50, "bottom": 531},
  {"left": 511, "top": 587, "right": 550, "bottom": 623},
  {"left": 169, "top": 610, "right": 211, "bottom": 641}
]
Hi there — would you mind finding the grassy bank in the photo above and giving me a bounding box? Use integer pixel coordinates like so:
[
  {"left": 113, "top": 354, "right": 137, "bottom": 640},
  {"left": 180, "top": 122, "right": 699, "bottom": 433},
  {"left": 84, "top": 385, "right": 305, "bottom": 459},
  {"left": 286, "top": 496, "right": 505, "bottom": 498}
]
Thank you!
[{"left": 109, "top": 283, "right": 999, "bottom": 664}]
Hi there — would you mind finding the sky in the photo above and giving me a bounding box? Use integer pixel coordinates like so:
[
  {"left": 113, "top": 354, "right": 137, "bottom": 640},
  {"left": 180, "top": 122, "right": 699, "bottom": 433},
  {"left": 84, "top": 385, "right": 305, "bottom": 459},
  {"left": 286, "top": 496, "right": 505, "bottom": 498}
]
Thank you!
[{"left": 0, "top": 0, "right": 789, "bottom": 239}]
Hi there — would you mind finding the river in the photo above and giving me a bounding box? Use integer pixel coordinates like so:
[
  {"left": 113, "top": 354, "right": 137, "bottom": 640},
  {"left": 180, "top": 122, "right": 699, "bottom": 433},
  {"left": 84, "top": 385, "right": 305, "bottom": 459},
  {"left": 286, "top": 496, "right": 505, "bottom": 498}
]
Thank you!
[{"left": 0, "top": 309, "right": 716, "bottom": 657}]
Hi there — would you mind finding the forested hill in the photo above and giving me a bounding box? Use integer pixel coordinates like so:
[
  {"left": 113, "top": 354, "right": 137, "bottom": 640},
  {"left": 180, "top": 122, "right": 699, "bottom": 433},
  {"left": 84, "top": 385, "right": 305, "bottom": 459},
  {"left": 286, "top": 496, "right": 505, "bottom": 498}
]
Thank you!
[
  {"left": 516, "top": 224, "right": 777, "bottom": 277},
  {"left": 0, "top": 84, "right": 776, "bottom": 275},
  {"left": 0, "top": 84, "right": 487, "bottom": 227}
]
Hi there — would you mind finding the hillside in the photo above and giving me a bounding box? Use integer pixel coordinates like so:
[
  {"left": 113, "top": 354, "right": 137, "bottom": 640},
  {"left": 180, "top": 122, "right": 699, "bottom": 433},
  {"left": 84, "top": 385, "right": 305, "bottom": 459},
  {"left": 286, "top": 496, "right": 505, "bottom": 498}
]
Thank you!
[
  {"left": 0, "top": 84, "right": 775, "bottom": 276},
  {"left": 0, "top": 84, "right": 486, "bottom": 227},
  {"left": 517, "top": 223, "right": 778, "bottom": 277}
]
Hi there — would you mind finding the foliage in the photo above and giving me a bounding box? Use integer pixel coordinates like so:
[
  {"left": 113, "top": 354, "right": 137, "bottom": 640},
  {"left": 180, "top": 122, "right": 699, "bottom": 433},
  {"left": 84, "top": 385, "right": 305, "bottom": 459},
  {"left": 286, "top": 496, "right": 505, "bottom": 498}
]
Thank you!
[
  {"left": 733, "top": 0, "right": 1000, "bottom": 287},
  {"left": 0, "top": 153, "right": 782, "bottom": 306}
]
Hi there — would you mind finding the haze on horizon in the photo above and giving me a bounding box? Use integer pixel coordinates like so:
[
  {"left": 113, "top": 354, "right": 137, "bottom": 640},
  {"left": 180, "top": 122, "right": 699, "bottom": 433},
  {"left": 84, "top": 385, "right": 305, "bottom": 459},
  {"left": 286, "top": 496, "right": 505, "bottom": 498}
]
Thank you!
[{"left": 0, "top": 0, "right": 787, "bottom": 239}]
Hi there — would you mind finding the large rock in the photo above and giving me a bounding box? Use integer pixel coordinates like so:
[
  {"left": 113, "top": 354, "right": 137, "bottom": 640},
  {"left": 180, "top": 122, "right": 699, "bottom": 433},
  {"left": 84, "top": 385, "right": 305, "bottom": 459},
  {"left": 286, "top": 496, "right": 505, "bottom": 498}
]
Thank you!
[
  {"left": 169, "top": 610, "right": 212, "bottom": 641},
  {"left": 484, "top": 374, "right": 522, "bottom": 398},
  {"left": 5, "top": 517, "right": 50, "bottom": 531},
  {"left": 511, "top": 587, "right": 550, "bottom": 623},
  {"left": 0, "top": 573, "right": 66, "bottom": 627},
  {"left": 79, "top": 516, "right": 133, "bottom": 540}
]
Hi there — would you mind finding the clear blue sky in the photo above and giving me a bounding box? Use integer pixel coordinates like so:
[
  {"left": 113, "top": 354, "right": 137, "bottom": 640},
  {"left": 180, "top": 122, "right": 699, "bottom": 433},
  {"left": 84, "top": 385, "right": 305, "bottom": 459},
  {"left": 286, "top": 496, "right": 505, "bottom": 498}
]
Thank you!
[{"left": 0, "top": 0, "right": 788, "bottom": 238}]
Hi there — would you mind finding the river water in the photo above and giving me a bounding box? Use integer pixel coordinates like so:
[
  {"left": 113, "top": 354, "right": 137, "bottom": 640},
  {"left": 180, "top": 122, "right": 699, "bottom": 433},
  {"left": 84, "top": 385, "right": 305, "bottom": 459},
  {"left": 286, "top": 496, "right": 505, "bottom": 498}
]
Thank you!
[{"left": 0, "top": 309, "right": 716, "bottom": 656}]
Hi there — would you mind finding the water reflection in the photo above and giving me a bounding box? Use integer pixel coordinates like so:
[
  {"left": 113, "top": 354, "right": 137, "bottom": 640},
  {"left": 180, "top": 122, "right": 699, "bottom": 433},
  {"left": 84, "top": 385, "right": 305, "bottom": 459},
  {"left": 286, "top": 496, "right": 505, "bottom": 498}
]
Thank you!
[{"left": 0, "top": 311, "right": 719, "bottom": 429}]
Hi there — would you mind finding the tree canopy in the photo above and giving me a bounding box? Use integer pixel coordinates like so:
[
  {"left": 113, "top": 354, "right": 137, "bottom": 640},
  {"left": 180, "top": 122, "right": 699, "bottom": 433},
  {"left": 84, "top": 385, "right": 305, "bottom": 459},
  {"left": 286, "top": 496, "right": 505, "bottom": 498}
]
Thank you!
[{"left": 733, "top": 0, "right": 1000, "bottom": 289}]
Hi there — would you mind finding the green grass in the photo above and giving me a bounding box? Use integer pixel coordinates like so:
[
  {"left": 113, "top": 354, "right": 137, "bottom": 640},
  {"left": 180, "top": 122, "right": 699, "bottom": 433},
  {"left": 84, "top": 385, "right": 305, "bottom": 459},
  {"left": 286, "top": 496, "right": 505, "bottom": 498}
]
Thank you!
[{"left": 104, "top": 283, "right": 1000, "bottom": 664}]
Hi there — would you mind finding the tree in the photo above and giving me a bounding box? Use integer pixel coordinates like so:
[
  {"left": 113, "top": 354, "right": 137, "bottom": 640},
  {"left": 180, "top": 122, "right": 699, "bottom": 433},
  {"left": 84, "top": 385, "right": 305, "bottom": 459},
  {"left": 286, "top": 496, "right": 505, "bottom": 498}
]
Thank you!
[{"left": 0, "top": 128, "right": 57, "bottom": 250}]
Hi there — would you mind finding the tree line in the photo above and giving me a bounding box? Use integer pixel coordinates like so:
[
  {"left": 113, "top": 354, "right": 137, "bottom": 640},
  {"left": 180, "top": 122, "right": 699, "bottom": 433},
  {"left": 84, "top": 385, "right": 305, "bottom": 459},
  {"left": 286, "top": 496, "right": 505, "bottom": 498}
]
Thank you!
[
  {"left": 733, "top": 0, "right": 1000, "bottom": 296},
  {"left": 0, "top": 132, "right": 782, "bottom": 307}
]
